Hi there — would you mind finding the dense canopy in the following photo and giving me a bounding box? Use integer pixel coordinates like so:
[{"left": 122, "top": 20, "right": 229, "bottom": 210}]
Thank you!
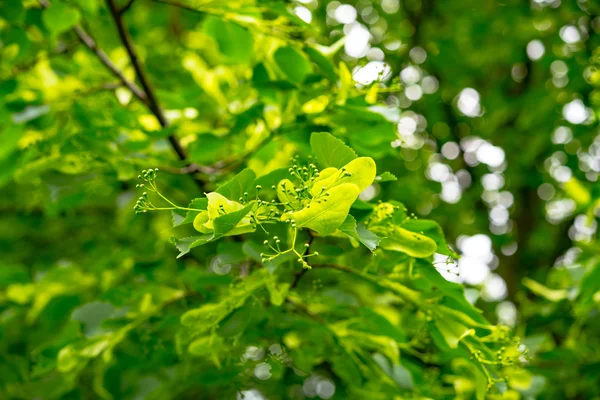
[{"left": 1, "top": 0, "right": 600, "bottom": 399}]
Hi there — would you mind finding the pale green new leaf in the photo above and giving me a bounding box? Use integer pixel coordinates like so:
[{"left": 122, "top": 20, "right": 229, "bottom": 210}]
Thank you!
[
  {"left": 174, "top": 201, "right": 256, "bottom": 257},
  {"left": 283, "top": 183, "right": 360, "bottom": 236},
  {"left": 310, "top": 157, "right": 376, "bottom": 196},
  {"left": 188, "top": 335, "right": 225, "bottom": 356},
  {"left": 277, "top": 178, "right": 301, "bottom": 208},
  {"left": 372, "top": 225, "right": 437, "bottom": 258},
  {"left": 401, "top": 219, "right": 459, "bottom": 258},
  {"left": 523, "top": 278, "right": 569, "bottom": 302},
  {"left": 173, "top": 198, "right": 208, "bottom": 227}
]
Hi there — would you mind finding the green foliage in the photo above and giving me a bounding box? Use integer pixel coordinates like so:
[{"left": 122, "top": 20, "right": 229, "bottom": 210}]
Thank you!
[{"left": 2, "top": 0, "right": 600, "bottom": 399}]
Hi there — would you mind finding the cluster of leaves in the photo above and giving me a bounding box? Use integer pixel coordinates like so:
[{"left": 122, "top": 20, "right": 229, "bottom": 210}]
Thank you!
[
  {"left": 515, "top": 195, "right": 600, "bottom": 399},
  {"left": 128, "top": 133, "right": 528, "bottom": 399}
]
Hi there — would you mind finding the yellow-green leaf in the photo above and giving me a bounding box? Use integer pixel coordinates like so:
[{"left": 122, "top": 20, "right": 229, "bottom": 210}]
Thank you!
[
  {"left": 283, "top": 183, "right": 360, "bottom": 236},
  {"left": 373, "top": 225, "right": 437, "bottom": 258}
]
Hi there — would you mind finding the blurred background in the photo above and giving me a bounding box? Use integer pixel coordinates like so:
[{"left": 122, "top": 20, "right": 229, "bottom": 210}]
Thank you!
[{"left": 2, "top": 0, "right": 600, "bottom": 398}]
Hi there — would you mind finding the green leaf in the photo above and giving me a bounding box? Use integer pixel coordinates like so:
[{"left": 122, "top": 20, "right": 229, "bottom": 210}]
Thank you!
[
  {"left": 310, "top": 157, "right": 376, "bottom": 198},
  {"left": 215, "top": 168, "right": 257, "bottom": 201},
  {"left": 171, "top": 235, "right": 210, "bottom": 258},
  {"left": 310, "top": 132, "right": 357, "bottom": 168},
  {"left": 338, "top": 215, "right": 380, "bottom": 251},
  {"left": 0, "top": 0, "right": 24, "bottom": 22},
  {"left": 277, "top": 178, "right": 299, "bottom": 206},
  {"left": 188, "top": 134, "right": 226, "bottom": 164},
  {"left": 434, "top": 319, "right": 472, "bottom": 349},
  {"left": 376, "top": 172, "right": 397, "bottom": 182},
  {"left": 212, "top": 201, "right": 256, "bottom": 237},
  {"left": 254, "top": 168, "right": 290, "bottom": 188},
  {"left": 57, "top": 338, "right": 111, "bottom": 372},
  {"left": 174, "top": 198, "right": 208, "bottom": 227},
  {"left": 342, "top": 157, "right": 377, "bottom": 191},
  {"left": 522, "top": 278, "right": 568, "bottom": 302},
  {"left": 273, "top": 46, "right": 311, "bottom": 85},
  {"left": 304, "top": 46, "right": 337, "bottom": 81},
  {"left": 71, "top": 302, "right": 115, "bottom": 337},
  {"left": 373, "top": 225, "right": 437, "bottom": 258},
  {"left": 43, "top": 2, "right": 81, "bottom": 35},
  {"left": 181, "top": 303, "right": 228, "bottom": 330},
  {"left": 563, "top": 178, "right": 591, "bottom": 206},
  {"left": 265, "top": 273, "right": 290, "bottom": 306},
  {"left": 192, "top": 211, "right": 212, "bottom": 233},
  {"left": 204, "top": 16, "right": 253, "bottom": 63},
  {"left": 188, "top": 335, "right": 225, "bottom": 356},
  {"left": 401, "top": 219, "right": 458, "bottom": 258},
  {"left": 179, "top": 201, "right": 256, "bottom": 257},
  {"left": 283, "top": 183, "right": 360, "bottom": 236}
]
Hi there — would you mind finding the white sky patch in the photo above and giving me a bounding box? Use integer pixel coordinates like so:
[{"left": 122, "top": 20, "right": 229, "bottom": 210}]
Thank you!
[
  {"left": 563, "top": 99, "right": 588, "bottom": 124},
  {"left": 409, "top": 47, "right": 427, "bottom": 64},
  {"left": 294, "top": 6, "right": 312, "bottom": 23},
  {"left": 427, "top": 162, "right": 451, "bottom": 182},
  {"left": 476, "top": 142, "right": 505, "bottom": 168},
  {"left": 481, "top": 273, "right": 508, "bottom": 302},
  {"left": 559, "top": 25, "right": 581, "bottom": 44},
  {"left": 441, "top": 181, "right": 462, "bottom": 203},
  {"left": 352, "top": 61, "right": 391, "bottom": 85},
  {"left": 457, "top": 88, "right": 481, "bottom": 117},
  {"left": 441, "top": 142, "right": 460, "bottom": 160},
  {"left": 421, "top": 76, "right": 439, "bottom": 94},
  {"left": 490, "top": 205, "right": 510, "bottom": 225},
  {"left": 254, "top": 363, "right": 272, "bottom": 380},
  {"left": 405, "top": 85, "right": 423, "bottom": 101},
  {"left": 526, "top": 40, "right": 545, "bottom": 61},
  {"left": 344, "top": 23, "right": 371, "bottom": 58},
  {"left": 497, "top": 301, "right": 518, "bottom": 327},
  {"left": 481, "top": 173, "right": 504, "bottom": 191},
  {"left": 400, "top": 66, "right": 421, "bottom": 84},
  {"left": 335, "top": 4, "right": 357, "bottom": 24},
  {"left": 458, "top": 257, "right": 490, "bottom": 285},
  {"left": 366, "top": 47, "right": 385, "bottom": 61},
  {"left": 459, "top": 234, "right": 493, "bottom": 259},
  {"left": 359, "top": 184, "right": 378, "bottom": 201},
  {"left": 397, "top": 116, "right": 417, "bottom": 135},
  {"left": 552, "top": 126, "right": 572, "bottom": 144},
  {"left": 237, "top": 389, "right": 266, "bottom": 400},
  {"left": 546, "top": 198, "right": 576, "bottom": 224}
]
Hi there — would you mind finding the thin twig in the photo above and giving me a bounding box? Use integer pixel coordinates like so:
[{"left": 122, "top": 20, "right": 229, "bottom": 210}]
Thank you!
[
  {"left": 291, "top": 231, "right": 314, "bottom": 289},
  {"left": 103, "top": 0, "right": 210, "bottom": 189},
  {"left": 105, "top": 0, "right": 187, "bottom": 160},
  {"left": 38, "top": 0, "right": 149, "bottom": 105},
  {"left": 119, "top": 0, "right": 136, "bottom": 14}
]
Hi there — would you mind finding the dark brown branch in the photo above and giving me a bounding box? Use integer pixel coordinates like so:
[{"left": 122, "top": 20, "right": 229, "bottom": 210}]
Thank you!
[
  {"left": 38, "top": 0, "right": 149, "bottom": 105},
  {"left": 105, "top": 0, "right": 188, "bottom": 161},
  {"left": 119, "top": 0, "right": 136, "bottom": 14},
  {"left": 104, "top": 0, "right": 211, "bottom": 190}
]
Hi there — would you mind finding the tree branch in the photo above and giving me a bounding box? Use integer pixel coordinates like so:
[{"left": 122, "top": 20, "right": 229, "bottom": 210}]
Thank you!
[
  {"left": 119, "top": 0, "right": 136, "bottom": 14},
  {"left": 105, "top": 0, "right": 189, "bottom": 163},
  {"left": 38, "top": 0, "right": 149, "bottom": 105}
]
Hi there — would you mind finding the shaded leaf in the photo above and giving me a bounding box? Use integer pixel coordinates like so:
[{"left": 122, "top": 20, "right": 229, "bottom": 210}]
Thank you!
[{"left": 310, "top": 132, "right": 357, "bottom": 168}]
